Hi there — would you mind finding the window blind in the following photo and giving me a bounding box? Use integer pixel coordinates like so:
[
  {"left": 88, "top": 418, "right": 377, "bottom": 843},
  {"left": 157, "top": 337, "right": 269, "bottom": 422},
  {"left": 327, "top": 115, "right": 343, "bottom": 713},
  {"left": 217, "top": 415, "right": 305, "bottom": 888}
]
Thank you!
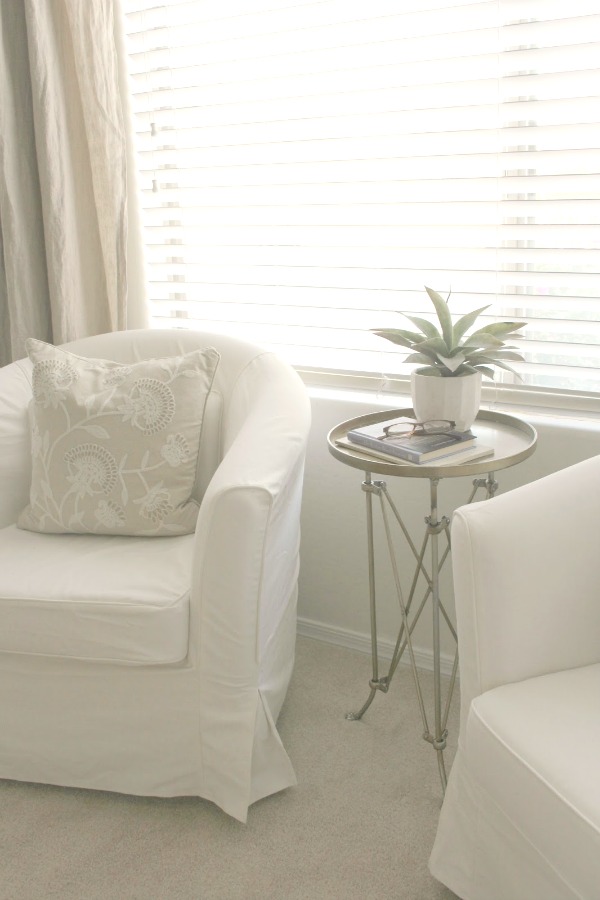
[{"left": 123, "top": 0, "right": 600, "bottom": 398}]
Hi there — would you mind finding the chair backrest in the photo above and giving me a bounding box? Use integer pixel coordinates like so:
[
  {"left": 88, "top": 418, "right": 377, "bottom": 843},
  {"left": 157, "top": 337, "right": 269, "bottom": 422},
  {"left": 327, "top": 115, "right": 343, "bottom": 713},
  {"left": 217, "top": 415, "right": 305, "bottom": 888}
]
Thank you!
[
  {"left": 451, "top": 452, "right": 600, "bottom": 727},
  {"left": 0, "top": 329, "right": 308, "bottom": 521}
]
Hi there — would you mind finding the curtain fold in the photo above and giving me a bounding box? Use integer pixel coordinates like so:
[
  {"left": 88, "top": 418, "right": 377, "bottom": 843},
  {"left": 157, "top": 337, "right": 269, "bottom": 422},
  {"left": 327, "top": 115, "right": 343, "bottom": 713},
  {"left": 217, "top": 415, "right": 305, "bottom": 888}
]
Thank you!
[{"left": 0, "top": 0, "right": 146, "bottom": 367}]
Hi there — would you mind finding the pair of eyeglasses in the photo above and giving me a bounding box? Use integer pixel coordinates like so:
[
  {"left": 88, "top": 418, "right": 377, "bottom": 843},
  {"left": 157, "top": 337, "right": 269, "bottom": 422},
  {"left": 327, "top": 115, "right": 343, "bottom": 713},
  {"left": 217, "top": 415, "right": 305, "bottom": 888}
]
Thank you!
[{"left": 381, "top": 419, "right": 457, "bottom": 440}]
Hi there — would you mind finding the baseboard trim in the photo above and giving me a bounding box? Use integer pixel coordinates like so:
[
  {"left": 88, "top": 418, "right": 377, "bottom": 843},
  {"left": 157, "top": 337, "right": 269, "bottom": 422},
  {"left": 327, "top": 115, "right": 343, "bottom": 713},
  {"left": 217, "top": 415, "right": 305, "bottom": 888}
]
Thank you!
[{"left": 297, "top": 616, "right": 456, "bottom": 678}]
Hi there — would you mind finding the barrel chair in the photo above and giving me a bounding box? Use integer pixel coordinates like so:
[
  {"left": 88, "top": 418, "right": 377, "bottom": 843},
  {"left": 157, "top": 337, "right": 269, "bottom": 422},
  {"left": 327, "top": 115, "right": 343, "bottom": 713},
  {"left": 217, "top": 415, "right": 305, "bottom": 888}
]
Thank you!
[{"left": 0, "top": 328, "right": 311, "bottom": 822}]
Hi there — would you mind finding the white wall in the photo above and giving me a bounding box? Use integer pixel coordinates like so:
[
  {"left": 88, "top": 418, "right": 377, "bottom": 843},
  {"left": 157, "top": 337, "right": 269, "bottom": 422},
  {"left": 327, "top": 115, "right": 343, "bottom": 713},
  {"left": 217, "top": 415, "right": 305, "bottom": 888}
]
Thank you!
[{"left": 298, "top": 386, "right": 600, "bottom": 670}]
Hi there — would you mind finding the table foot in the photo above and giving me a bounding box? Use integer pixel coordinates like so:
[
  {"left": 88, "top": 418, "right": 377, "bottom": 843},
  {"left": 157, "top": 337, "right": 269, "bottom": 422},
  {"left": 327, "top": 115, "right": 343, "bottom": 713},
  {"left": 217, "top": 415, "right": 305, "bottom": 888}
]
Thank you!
[
  {"left": 423, "top": 728, "right": 449, "bottom": 791},
  {"left": 345, "top": 677, "right": 389, "bottom": 720}
]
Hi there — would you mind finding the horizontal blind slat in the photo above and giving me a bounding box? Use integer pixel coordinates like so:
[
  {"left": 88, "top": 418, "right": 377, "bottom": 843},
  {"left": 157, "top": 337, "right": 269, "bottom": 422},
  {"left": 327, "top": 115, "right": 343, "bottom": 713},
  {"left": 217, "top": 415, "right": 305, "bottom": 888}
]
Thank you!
[{"left": 124, "top": 0, "right": 600, "bottom": 397}]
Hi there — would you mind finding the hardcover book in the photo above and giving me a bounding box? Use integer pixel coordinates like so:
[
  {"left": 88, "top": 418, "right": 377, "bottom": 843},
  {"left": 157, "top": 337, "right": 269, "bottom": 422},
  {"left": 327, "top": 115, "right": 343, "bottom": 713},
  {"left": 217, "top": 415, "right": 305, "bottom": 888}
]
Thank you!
[
  {"left": 345, "top": 419, "right": 477, "bottom": 464},
  {"left": 336, "top": 435, "right": 494, "bottom": 467}
]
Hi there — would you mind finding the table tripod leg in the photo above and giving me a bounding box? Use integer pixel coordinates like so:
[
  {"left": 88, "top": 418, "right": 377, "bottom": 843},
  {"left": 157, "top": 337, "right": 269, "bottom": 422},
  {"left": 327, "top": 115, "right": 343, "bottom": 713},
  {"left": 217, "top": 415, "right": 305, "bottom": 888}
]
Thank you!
[
  {"left": 346, "top": 475, "right": 386, "bottom": 721},
  {"left": 346, "top": 474, "right": 454, "bottom": 790},
  {"left": 427, "top": 478, "right": 448, "bottom": 791}
]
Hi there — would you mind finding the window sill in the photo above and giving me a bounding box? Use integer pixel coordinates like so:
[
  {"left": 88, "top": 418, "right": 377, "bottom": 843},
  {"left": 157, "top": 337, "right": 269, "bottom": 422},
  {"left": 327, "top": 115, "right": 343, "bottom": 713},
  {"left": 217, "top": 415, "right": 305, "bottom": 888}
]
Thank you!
[{"left": 299, "top": 369, "right": 600, "bottom": 425}]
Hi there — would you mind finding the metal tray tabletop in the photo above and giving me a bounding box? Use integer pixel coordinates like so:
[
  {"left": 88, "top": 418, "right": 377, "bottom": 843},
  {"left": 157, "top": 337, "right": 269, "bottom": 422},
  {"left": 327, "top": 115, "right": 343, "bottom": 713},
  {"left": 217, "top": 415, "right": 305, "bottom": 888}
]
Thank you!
[{"left": 327, "top": 407, "right": 537, "bottom": 479}]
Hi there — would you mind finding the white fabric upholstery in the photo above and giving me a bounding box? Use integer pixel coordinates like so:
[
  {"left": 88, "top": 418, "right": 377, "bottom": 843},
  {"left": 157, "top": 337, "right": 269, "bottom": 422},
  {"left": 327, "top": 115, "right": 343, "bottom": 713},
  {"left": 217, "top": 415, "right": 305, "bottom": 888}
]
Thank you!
[
  {"left": 0, "top": 329, "right": 311, "bottom": 822},
  {"left": 0, "top": 525, "right": 194, "bottom": 663},
  {"left": 429, "top": 454, "right": 600, "bottom": 899}
]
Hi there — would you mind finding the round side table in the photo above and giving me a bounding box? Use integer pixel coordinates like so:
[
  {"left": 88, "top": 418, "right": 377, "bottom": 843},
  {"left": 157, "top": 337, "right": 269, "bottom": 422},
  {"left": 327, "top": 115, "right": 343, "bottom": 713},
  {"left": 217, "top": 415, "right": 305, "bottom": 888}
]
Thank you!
[{"left": 327, "top": 407, "right": 537, "bottom": 789}]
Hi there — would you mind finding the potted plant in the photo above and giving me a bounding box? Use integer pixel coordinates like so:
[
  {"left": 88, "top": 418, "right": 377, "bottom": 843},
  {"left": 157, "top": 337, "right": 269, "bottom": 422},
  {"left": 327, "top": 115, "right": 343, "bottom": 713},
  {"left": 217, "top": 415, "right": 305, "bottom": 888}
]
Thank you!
[{"left": 372, "top": 286, "right": 526, "bottom": 431}]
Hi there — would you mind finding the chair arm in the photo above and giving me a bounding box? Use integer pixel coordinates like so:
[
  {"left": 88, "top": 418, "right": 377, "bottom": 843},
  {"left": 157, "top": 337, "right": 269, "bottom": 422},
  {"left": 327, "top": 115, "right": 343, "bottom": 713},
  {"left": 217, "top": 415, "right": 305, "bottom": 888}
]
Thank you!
[
  {"left": 452, "top": 453, "right": 600, "bottom": 720},
  {"left": 188, "top": 352, "right": 310, "bottom": 667},
  {"left": 0, "top": 359, "right": 34, "bottom": 527},
  {"left": 184, "top": 371, "right": 309, "bottom": 808}
]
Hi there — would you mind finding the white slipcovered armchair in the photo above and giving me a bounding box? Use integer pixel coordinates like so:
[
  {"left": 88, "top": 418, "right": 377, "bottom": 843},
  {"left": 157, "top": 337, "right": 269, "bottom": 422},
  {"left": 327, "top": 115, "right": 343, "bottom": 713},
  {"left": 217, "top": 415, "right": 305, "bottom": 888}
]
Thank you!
[
  {"left": 0, "top": 329, "right": 311, "bottom": 822},
  {"left": 430, "top": 454, "right": 600, "bottom": 898}
]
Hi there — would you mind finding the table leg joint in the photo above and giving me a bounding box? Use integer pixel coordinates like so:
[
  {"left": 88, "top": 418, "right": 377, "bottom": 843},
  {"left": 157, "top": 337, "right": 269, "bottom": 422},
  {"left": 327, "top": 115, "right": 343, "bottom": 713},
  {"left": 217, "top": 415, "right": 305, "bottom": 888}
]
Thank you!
[
  {"left": 424, "top": 514, "right": 450, "bottom": 534},
  {"left": 369, "top": 676, "right": 390, "bottom": 693},
  {"left": 423, "top": 730, "right": 448, "bottom": 752},
  {"left": 362, "top": 479, "right": 386, "bottom": 496}
]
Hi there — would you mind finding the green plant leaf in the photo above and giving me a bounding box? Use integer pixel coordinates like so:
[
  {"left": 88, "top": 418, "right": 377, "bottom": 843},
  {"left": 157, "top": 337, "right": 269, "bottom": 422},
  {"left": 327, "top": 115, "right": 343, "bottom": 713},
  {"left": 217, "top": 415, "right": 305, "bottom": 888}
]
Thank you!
[
  {"left": 462, "top": 332, "right": 504, "bottom": 349},
  {"left": 467, "top": 349, "right": 525, "bottom": 362},
  {"left": 414, "top": 336, "right": 451, "bottom": 356},
  {"left": 402, "top": 314, "right": 441, "bottom": 340},
  {"left": 468, "top": 321, "right": 525, "bottom": 339},
  {"left": 471, "top": 365, "right": 497, "bottom": 380},
  {"left": 410, "top": 346, "right": 440, "bottom": 363},
  {"left": 413, "top": 365, "right": 443, "bottom": 376},
  {"left": 371, "top": 329, "right": 423, "bottom": 348},
  {"left": 405, "top": 352, "right": 438, "bottom": 365},
  {"left": 468, "top": 337, "right": 517, "bottom": 357},
  {"left": 425, "top": 286, "right": 454, "bottom": 348},
  {"left": 450, "top": 363, "right": 477, "bottom": 377},
  {"left": 452, "top": 305, "right": 490, "bottom": 344},
  {"left": 469, "top": 356, "right": 523, "bottom": 378},
  {"left": 436, "top": 352, "right": 466, "bottom": 373}
]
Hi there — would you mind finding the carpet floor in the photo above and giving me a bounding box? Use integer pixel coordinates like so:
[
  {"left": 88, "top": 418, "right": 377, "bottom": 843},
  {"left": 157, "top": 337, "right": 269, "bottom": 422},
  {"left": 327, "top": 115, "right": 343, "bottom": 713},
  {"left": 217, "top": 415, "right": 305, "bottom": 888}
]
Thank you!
[{"left": 0, "top": 636, "right": 459, "bottom": 900}]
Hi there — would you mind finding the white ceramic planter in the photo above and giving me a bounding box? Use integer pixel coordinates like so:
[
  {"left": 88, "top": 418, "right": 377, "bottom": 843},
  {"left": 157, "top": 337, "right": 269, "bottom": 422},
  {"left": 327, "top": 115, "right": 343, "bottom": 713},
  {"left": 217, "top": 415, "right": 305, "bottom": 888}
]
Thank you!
[{"left": 411, "top": 370, "right": 482, "bottom": 432}]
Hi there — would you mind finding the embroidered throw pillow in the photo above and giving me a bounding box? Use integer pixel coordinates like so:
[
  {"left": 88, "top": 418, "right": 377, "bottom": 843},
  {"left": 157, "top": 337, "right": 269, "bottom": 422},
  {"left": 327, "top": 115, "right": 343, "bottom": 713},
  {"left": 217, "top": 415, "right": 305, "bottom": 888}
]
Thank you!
[{"left": 18, "top": 339, "right": 220, "bottom": 536}]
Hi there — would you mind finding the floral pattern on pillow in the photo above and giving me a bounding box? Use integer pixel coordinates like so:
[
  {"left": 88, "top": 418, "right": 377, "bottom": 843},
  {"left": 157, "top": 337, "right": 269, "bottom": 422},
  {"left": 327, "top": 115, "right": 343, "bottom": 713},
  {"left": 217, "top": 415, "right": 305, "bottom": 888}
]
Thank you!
[{"left": 18, "top": 340, "right": 220, "bottom": 536}]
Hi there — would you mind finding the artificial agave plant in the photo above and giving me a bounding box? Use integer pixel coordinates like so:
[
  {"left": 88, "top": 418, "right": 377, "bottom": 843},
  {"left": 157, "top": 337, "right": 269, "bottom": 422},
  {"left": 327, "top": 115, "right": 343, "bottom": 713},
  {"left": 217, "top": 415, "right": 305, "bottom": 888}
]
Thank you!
[{"left": 372, "top": 286, "right": 526, "bottom": 379}]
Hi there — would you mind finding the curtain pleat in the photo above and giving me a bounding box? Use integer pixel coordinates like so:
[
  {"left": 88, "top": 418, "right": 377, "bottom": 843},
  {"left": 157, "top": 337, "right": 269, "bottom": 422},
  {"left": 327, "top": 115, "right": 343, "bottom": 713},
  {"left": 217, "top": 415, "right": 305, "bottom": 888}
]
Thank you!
[
  {"left": 0, "top": 0, "right": 142, "bottom": 367},
  {"left": 0, "top": 1, "right": 52, "bottom": 365}
]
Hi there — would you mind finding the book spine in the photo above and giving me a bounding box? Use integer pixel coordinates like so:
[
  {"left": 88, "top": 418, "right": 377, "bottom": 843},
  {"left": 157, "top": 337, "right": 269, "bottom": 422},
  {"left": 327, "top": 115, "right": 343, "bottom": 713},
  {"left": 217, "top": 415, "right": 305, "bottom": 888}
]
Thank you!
[{"left": 348, "top": 432, "right": 422, "bottom": 463}]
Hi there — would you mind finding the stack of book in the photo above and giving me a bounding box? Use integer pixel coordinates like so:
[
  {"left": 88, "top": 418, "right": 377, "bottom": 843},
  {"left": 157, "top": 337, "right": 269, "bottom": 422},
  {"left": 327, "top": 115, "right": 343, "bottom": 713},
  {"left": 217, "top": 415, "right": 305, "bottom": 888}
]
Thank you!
[{"left": 338, "top": 418, "right": 494, "bottom": 466}]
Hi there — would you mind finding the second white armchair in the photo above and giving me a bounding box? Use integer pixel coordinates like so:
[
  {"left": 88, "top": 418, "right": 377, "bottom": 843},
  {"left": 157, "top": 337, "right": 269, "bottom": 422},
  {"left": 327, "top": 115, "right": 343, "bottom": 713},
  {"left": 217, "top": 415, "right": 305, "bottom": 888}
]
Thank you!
[{"left": 430, "top": 454, "right": 600, "bottom": 898}]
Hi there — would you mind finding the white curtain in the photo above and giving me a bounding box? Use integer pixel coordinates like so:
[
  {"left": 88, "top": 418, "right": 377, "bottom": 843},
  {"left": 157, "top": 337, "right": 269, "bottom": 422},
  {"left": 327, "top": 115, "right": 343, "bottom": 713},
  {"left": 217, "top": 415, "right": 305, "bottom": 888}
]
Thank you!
[{"left": 0, "top": 0, "right": 147, "bottom": 367}]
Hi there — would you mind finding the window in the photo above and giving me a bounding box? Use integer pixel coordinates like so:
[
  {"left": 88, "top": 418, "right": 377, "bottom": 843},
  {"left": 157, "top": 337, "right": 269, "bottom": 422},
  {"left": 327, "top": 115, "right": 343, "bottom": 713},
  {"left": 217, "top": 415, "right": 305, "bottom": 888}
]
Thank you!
[{"left": 123, "top": 0, "right": 600, "bottom": 405}]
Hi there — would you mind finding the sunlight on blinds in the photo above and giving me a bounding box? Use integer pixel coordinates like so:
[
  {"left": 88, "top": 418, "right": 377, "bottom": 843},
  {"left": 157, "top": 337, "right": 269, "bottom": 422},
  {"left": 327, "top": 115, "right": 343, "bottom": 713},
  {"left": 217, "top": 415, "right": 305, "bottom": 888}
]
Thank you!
[{"left": 123, "top": 0, "right": 600, "bottom": 395}]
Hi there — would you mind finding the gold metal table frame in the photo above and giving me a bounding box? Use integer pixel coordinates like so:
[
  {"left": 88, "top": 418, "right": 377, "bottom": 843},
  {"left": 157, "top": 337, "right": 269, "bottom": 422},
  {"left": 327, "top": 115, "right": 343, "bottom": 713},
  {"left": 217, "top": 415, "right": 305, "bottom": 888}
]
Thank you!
[{"left": 327, "top": 407, "right": 537, "bottom": 789}]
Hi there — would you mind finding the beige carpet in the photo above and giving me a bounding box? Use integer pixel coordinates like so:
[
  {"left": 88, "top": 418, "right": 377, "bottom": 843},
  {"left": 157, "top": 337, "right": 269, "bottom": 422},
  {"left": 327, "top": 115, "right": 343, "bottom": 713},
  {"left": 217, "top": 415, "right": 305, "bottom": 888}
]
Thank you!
[{"left": 0, "top": 637, "right": 459, "bottom": 900}]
